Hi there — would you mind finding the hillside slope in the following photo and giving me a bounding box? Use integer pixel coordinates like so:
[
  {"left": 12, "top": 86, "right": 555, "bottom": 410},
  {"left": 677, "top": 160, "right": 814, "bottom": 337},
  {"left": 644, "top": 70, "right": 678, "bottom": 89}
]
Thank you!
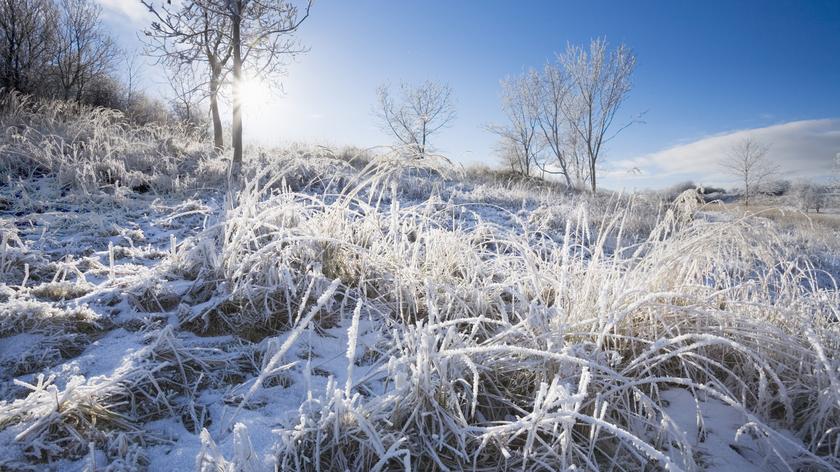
[{"left": 1, "top": 94, "right": 839, "bottom": 471}]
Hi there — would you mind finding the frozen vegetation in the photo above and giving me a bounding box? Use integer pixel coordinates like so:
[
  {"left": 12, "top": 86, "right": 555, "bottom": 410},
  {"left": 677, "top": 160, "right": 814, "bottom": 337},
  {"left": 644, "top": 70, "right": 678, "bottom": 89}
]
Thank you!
[{"left": 1, "top": 92, "right": 839, "bottom": 471}]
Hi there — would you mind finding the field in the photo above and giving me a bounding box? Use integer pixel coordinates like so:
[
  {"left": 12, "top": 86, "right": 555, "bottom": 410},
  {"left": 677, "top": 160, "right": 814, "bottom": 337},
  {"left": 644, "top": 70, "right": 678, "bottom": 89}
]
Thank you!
[
  {"left": 1, "top": 93, "right": 839, "bottom": 471},
  {"left": 707, "top": 203, "right": 840, "bottom": 231}
]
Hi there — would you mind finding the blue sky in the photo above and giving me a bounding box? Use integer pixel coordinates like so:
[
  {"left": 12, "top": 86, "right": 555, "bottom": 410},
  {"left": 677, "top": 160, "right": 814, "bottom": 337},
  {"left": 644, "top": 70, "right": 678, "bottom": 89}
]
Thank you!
[{"left": 100, "top": 0, "right": 840, "bottom": 189}]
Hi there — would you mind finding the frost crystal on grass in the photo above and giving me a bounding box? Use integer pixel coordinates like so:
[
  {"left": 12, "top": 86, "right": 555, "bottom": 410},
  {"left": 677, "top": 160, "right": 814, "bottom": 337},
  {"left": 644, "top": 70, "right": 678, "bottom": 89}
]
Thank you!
[{"left": 0, "top": 93, "right": 839, "bottom": 470}]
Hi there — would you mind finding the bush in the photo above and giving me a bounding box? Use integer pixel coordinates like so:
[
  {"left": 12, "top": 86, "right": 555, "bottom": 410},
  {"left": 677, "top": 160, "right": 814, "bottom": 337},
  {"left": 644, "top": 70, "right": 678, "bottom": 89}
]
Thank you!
[
  {"left": 796, "top": 182, "right": 829, "bottom": 212},
  {"left": 0, "top": 90, "right": 215, "bottom": 194},
  {"left": 662, "top": 180, "right": 696, "bottom": 201},
  {"left": 767, "top": 179, "right": 792, "bottom": 196},
  {"left": 700, "top": 185, "right": 726, "bottom": 195}
]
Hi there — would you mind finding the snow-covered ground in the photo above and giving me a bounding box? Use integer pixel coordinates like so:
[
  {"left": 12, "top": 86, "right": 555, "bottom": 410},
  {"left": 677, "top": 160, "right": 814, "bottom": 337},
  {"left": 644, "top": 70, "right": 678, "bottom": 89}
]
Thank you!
[
  {"left": 1, "top": 172, "right": 837, "bottom": 471},
  {"left": 0, "top": 95, "right": 838, "bottom": 471}
]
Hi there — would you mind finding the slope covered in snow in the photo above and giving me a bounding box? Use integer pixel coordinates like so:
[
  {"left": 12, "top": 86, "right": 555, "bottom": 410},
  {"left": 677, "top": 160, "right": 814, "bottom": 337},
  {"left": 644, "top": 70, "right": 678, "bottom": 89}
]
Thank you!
[{"left": 1, "top": 94, "right": 838, "bottom": 471}]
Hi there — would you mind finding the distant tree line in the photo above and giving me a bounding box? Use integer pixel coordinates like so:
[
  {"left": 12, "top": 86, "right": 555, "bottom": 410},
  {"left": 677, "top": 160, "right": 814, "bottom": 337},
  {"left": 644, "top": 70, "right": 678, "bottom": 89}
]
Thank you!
[{"left": 0, "top": 0, "right": 180, "bottom": 126}]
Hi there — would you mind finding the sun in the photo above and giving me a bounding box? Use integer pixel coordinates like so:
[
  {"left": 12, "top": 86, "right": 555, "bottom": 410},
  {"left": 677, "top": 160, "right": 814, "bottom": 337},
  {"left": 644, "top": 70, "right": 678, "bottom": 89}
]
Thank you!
[{"left": 238, "top": 77, "right": 273, "bottom": 111}]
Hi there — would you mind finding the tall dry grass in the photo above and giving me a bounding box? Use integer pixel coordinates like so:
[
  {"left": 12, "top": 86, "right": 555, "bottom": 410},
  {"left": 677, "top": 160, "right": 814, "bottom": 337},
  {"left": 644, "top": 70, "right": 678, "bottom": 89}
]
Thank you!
[
  {"left": 171, "top": 164, "right": 840, "bottom": 470},
  {"left": 0, "top": 93, "right": 837, "bottom": 470}
]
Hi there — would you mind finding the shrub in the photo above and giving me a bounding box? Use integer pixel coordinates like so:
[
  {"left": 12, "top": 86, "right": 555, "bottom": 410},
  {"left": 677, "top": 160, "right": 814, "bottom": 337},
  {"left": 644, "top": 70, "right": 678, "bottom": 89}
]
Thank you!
[{"left": 796, "top": 182, "right": 829, "bottom": 213}]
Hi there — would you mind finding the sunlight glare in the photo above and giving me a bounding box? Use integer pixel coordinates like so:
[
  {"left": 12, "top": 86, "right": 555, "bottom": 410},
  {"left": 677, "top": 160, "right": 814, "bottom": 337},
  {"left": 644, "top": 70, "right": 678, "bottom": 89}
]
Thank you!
[{"left": 238, "top": 78, "right": 273, "bottom": 112}]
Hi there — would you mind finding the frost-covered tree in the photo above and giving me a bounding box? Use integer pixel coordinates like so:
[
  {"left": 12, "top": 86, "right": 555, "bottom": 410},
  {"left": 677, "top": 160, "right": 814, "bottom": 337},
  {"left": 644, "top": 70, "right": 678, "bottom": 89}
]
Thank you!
[
  {"left": 208, "top": 0, "right": 311, "bottom": 184},
  {"left": 720, "top": 138, "right": 777, "bottom": 206},
  {"left": 533, "top": 61, "right": 589, "bottom": 188},
  {"left": 143, "top": 0, "right": 312, "bottom": 183},
  {"left": 376, "top": 80, "right": 456, "bottom": 158},
  {"left": 165, "top": 63, "right": 206, "bottom": 132},
  {"left": 491, "top": 40, "right": 636, "bottom": 188},
  {"left": 142, "top": 0, "right": 234, "bottom": 152},
  {"left": 488, "top": 72, "right": 542, "bottom": 177},
  {"left": 124, "top": 53, "right": 142, "bottom": 107},
  {"left": 559, "top": 38, "right": 637, "bottom": 192},
  {"left": 796, "top": 182, "right": 828, "bottom": 213}
]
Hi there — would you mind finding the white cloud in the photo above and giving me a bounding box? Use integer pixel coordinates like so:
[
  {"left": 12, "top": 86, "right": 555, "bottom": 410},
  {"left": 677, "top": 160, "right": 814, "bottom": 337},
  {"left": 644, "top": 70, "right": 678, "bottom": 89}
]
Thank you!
[
  {"left": 604, "top": 119, "right": 840, "bottom": 189},
  {"left": 95, "top": 0, "right": 150, "bottom": 23}
]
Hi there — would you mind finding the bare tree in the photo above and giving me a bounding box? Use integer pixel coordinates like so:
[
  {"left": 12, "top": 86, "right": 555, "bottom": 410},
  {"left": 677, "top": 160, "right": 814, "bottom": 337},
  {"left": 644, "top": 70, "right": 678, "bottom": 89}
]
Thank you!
[
  {"left": 559, "top": 38, "right": 637, "bottom": 192},
  {"left": 720, "top": 138, "right": 777, "bottom": 206},
  {"left": 165, "top": 63, "right": 205, "bottom": 131},
  {"left": 496, "top": 136, "right": 532, "bottom": 176},
  {"left": 796, "top": 181, "right": 828, "bottom": 213},
  {"left": 488, "top": 72, "right": 542, "bottom": 177},
  {"left": 0, "top": 0, "right": 58, "bottom": 94},
  {"left": 532, "top": 62, "right": 588, "bottom": 188},
  {"left": 142, "top": 1, "right": 233, "bottom": 152},
  {"left": 225, "top": 0, "right": 311, "bottom": 183},
  {"left": 124, "top": 52, "right": 142, "bottom": 106},
  {"left": 53, "top": 0, "right": 118, "bottom": 102},
  {"left": 376, "top": 81, "right": 456, "bottom": 158},
  {"left": 143, "top": 0, "right": 311, "bottom": 184}
]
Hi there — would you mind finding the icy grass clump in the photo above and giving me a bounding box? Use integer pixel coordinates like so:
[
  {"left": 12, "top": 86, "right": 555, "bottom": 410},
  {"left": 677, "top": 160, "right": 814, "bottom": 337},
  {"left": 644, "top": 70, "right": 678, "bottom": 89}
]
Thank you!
[
  {"left": 0, "top": 97, "right": 838, "bottom": 469},
  {"left": 0, "top": 325, "right": 256, "bottom": 468},
  {"left": 0, "top": 298, "right": 104, "bottom": 339},
  {"left": 0, "top": 90, "right": 214, "bottom": 195},
  {"left": 0, "top": 224, "right": 57, "bottom": 288},
  {"left": 0, "top": 90, "right": 388, "bottom": 202},
  {"left": 166, "top": 169, "right": 840, "bottom": 470}
]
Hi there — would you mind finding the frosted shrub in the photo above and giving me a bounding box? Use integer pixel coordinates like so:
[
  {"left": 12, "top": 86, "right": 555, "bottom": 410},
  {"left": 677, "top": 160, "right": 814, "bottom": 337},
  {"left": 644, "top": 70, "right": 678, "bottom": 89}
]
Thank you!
[{"left": 0, "top": 90, "right": 215, "bottom": 195}]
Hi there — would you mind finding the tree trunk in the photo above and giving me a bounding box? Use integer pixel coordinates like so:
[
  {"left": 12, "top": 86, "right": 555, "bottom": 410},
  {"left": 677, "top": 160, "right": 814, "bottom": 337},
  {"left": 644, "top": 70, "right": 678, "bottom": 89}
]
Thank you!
[
  {"left": 420, "top": 122, "right": 426, "bottom": 158},
  {"left": 744, "top": 181, "right": 750, "bottom": 207},
  {"left": 209, "top": 69, "right": 224, "bottom": 152},
  {"left": 589, "top": 159, "right": 597, "bottom": 192},
  {"left": 229, "top": 4, "right": 243, "bottom": 187},
  {"left": 562, "top": 169, "right": 572, "bottom": 188}
]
